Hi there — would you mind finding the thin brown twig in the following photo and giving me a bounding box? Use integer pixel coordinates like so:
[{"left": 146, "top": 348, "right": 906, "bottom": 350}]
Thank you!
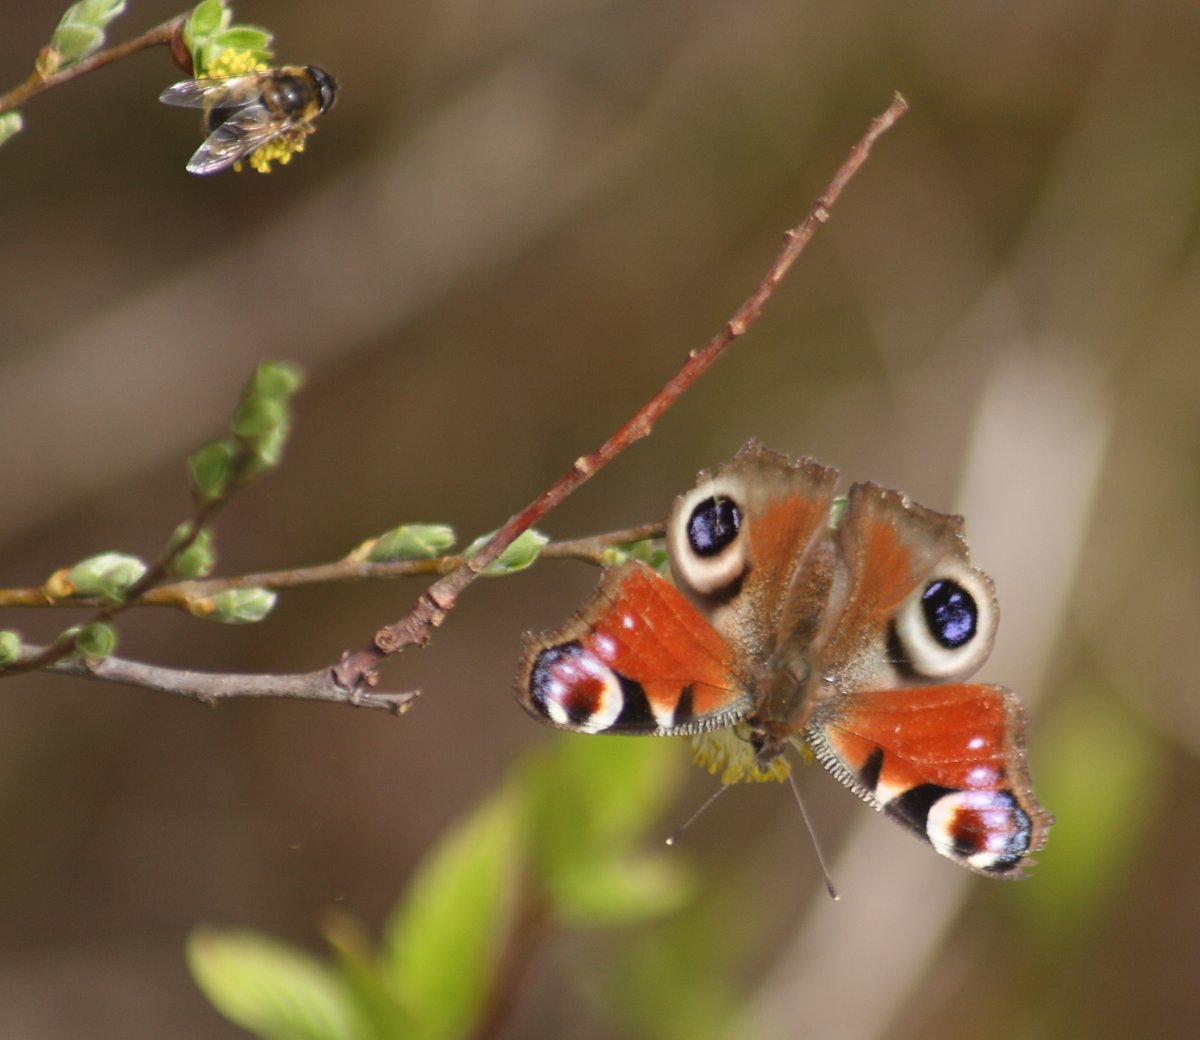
[
  {"left": 5, "top": 484, "right": 233, "bottom": 676},
  {"left": 0, "top": 524, "right": 662, "bottom": 705},
  {"left": 0, "top": 14, "right": 186, "bottom": 116},
  {"left": 3, "top": 94, "right": 905, "bottom": 711},
  {"left": 31, "top": 645, "right": 415, "bottom": 713},
  {"left": 0, "top": 523, "right": 665, "bottom": 610},
  {"left": 331, "top": 92, "right": 909, "bottom": 693}
]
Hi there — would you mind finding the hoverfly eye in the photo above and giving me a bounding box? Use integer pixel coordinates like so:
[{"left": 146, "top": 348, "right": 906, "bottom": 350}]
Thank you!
[
  {"left": 307, "top": 66, "right": 339, "bottom": 113},
  {"left": 687, "top": 497, "right": 742, "bottom": 557}
]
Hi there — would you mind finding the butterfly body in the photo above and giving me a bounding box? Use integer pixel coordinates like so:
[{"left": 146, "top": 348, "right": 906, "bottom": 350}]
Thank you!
[{"left": 516, "top": 441, "right": 1052, "bottom": 877}]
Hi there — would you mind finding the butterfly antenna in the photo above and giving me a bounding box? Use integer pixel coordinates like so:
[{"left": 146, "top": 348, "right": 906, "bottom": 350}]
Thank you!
[
  {"left": 664, "top": 782, "right": 733, "bottom": 846},
  {"left": 787, "top": 769, "right": 840, "bottom": 901}
]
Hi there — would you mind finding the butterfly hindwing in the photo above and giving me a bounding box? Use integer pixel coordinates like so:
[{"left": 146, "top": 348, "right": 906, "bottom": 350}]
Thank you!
[{"left": 807, "top": 684, "right": 1052, "bottom": 876}]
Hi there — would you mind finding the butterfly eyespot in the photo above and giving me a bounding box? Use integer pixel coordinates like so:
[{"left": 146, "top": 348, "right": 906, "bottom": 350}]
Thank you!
[
  {"left": 921, "top": 579, "right": 977, "bottom": 649},
  {"left": 891, "top": 565, "right": 997, "bottom": 680},
  {"left": 667, "top": 479, "right": 751, "bottom": 599},
  {"left": 687, "top": 497, "right": 742, "bottom": 556},
  {"left": 526, "top": 641, "right": 624, "bottom": 732},
  {"left": 925, "top": 789, "right": 1034, "bottom": 873}
]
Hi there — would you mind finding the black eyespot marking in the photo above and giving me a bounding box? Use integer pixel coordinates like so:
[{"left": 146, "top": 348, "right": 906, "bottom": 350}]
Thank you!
[
  {"left": 961, "top": 791, "right": 1032, "bottom": 871},
  {"left": 921, "top": 579, "right": 977, "bottom": 649},
  {"left": 940, "top": 791, "right": 1027, "bottom": 873},
  {"left": 687, "top": 497, "right": 742, "bottom": 557},
  {"left": 528, "top": 642, "right": 589, "bottom": 722}
]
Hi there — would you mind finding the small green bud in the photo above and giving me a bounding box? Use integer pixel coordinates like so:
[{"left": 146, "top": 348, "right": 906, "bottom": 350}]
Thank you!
[
  {"left": 0, "top": 631, "right": 22, "bottom": 667},
  {"left": 828, "top": 496, "right": 848, "bottom": 530},
  {"left": 185, "top": 0, "right": 228, "bottom": 43},
  {"left": 52, "top": 552, "right": 147, "bottom": 604},
  {"left": 192, "top": 587, "right": 277, "bottom": 624},
  {"left": 189, "top": 439, "right": 237, "bottom": 502},
  {"left": 73, "top": 621, "right": 117, "bottom": 660},
  {"left": 465, "top": 528, "right": 549, "bottom": 576},
  {"left": 249, "top": 361, "right": 303, "bottom": 401},
  {"left": 167, "top": 524, "right": 217, "bottom": 579},
  {"left": 211, "top": 26, "right": 273, "bottom": 60},
  {"left": 184, "top": 2, "right": 275, "bottom": 76},
  {"left": 232, "top": 397, "right": 284, "bottom": 439},
  {"left": 246, "top": 424, "right": 288, "bottom": 471},
  {"left": 349, "top": 524, "right": 457, "bottom": 563},
  {"left": 599, "top": 539, "right": 668, "bottom": 572},
  {"left": 232, "top": 396, "right": 290, "bottom": 471},
  {"left": 41, "top": 0, "right": 127, "bottom": 73},
  {"left": 0, "top": 112, "right": 23, "bottom": 148}
]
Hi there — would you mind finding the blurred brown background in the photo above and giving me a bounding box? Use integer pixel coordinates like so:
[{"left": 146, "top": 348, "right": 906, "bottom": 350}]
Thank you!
[{"left": 1, "top": 0, "right": 1197, "bottom": 1037}]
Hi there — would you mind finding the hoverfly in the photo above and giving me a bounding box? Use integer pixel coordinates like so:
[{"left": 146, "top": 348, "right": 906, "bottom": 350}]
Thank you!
[{"left": 159, "top": 64, "right": 337, "bottom": 175}]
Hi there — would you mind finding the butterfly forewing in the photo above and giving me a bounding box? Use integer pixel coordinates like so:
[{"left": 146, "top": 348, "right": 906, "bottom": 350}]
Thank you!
[{"left": 516, "top": 561, "right": 752, "bottom": 736}]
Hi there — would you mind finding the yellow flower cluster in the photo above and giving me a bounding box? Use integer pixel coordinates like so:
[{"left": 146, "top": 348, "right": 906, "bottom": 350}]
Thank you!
[
  {"left": 690, "top": 727, "right": 794, "bottom": 784},
  {"left": 202, "top": 50, "right": 312, "bottom": 174}
]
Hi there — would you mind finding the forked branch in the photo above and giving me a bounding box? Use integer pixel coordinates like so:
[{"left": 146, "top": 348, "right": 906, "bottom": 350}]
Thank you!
[
  {"left": 12, "top": 93, "right": 907, "bottom": 709},
  {"left": 330, "top": 92, "right": 910, "bottom": 697}
]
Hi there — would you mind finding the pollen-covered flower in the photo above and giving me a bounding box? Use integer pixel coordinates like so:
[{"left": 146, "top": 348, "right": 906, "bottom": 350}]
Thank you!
[
  {"left": 690, "top": 727, "right": 793, "bottom": 784},
  {"left": 198, "top": 49, "right": 309, "bottom": 175}
]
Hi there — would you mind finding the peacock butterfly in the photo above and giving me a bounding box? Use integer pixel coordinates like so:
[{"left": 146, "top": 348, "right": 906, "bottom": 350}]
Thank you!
[{"left": 515, "top": 440, "right": 1052, "bottom": 877}]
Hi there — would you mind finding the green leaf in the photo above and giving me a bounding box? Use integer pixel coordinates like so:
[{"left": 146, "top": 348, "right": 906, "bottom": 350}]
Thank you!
[
  {"left": 251, "top": 361, "right": 304, "bottom": 400},
  {"left": 200, "top": 587, "right": 277, "bottom": 623},
  {"left": 188, "top": 928, "right": 361, "bottom": 1040},
  {"left": 62, "top": 551, "right": 147, "bottom": 603},
  {"left": 213, "top": 26, "right": 274, "bottom": 55},
  {"left": 0, "top": 631, "right": 22, "bottom": 667},
  {"left": 599, "top": 538, "right": 668, "bottom": 572},
  {"left": 548, "top": 850, "right": 694, "bottom": 925},
  {"left": 524, "top": 738, "right": 693, "bottom": 924},
  {"left": 321, "top": 914, "right": 414, "bottom": 1039},
  {"left": 185, "top": 0, "right": 229, "bottom": 44},
  {"left": 382, "top": 787, "right": 523, "bottom": 1040},
  {"left": 464, "top": 529, "right": 549, "bottom": 576},
  {"left": 167, "top": 524, "right": 217, "bottom": 579},
  {"left": 246, "top": 424, "right": 289, "bottom": 472},
  {"left": 75, "top": 0, "right": 127, "bottom": 22},
  {"left": 233, "top": 397, "right": 286, "bottom": 439},
  {"left": 44, "top": 0, "right": 127, "bottom": 69},
  {"left": 189, "top": 439, "right": 237, "bottom": 502},
  {"left": 350, "top": 524, "right": 457, "bottom": 563},
  {"left": 0, "top": 111, "right": 23, "bottom": 148},
  {"left": 74, "top": 621, "right": 117, "bottom": 660},
  {"left": 45, "top": 26, "right": 101, "bottom": 63}
]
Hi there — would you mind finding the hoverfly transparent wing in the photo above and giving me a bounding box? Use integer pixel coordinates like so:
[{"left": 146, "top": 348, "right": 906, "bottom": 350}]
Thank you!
[
  {"left": 184, "top": 102, "right": 292, "bottom": 175},
  {"left": 158, "top": 74, "right": 262, "bottom": 108}
]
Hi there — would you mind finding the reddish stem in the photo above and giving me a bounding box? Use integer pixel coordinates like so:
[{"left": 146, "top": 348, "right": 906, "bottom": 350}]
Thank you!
[
  {"left": 331, "top": 92, "right": 909, "bottom": 691},
  {"left": 0, "top": 15, "right": 186, "bottom": 116}
]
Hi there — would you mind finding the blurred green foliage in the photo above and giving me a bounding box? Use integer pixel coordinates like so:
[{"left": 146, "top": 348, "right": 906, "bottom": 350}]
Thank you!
[{"left": 189, "top": 737, "right": 706, "bottom": 1040}]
